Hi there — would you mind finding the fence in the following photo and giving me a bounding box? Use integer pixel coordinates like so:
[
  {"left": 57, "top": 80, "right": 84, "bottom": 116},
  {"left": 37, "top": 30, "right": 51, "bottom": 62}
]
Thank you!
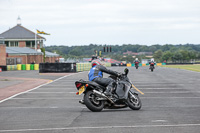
[{"left": 39, "top": 63, "right": 76, "bottom": 73}]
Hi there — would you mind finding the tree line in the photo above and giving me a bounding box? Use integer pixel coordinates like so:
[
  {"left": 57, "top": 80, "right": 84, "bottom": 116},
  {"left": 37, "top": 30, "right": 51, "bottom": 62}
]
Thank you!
[{"left": 45, "top": 44, "right": 200, "bottom": 63}]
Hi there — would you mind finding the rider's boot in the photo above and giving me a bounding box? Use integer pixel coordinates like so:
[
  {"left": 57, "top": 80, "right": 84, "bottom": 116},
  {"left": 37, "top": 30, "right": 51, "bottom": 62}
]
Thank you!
[{"left": 79, "top": 99, "right": 85, "bottom": 104}]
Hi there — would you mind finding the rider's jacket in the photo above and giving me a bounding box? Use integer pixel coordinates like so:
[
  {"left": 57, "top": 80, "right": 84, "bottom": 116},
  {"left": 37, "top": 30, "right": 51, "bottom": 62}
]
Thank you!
[
  {"left": 88, "top": 65, "right": 118, "bottom": 81},
  {"left": 134, "top": 60, "right": 140, "bottom": 63},
  {"left": 149, "top": 61, "right": 156, "bottom": 66}
]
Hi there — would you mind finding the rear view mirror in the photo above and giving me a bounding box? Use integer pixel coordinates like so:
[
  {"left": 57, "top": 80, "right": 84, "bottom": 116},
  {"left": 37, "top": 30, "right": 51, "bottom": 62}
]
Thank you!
[{"left": 124, "top": 68, "right": 129, "bottom": 75}]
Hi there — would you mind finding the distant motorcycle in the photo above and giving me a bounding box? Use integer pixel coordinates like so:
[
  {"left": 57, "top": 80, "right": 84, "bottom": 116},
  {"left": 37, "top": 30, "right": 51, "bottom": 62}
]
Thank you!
[
  {"left": 75, "top": 68, "right": 142, "bottom": 112},
  {"left": 149, "top": 63, "right": 155, "bottom": 72},
  {"left": 135, "top": 62, "right": 139, "bottom": 69}
]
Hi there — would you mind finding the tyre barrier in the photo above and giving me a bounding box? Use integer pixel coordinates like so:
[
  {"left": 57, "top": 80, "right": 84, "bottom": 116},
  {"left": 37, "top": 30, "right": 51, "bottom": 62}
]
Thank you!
[
  {"left": 21, "top": 64, "right": 26, "bottom": 70},
  {"left": 111, "top": 63, "right": 126, "bottom": 66},
  {"left": 127, "top": 63, "right": 132, "bottom": 67},
  {"left": 7, "top": 65, "right": 17, "bottom": 71},
  {"left": 39, "top": 63, "right": 76, "bottom": 73},
  {"left": 126, "top": 63, "right": 165, "bottom": 67},
  {"left": 104, "top": 63, "right": 111, "bottom": 67},
  {"left": 76, "top": 63, "right": 91, "bottom": 72},
  {"left": 7, "top": 64, "right": 39, "bottom": 71},
  {"left": 30, "top": 64, "right": 34, "bottom": 70},
  {"left": 0, "top": 66, "right": 7, "bottom": 71},
  {"left": 127, "top": 63, "right": 142, "bottom": 67},
  {"left": 5, "top": 62, "right": 166, "bottom": 71},
  {"left": 26, "top": 64, "right": 30, "bottom": 70},
  {"left": 34, "top": 64, "right": 39, "bottom": 70},
  {"left": 76, "top": 63, "right": 112, "bottom": 72},
  {"left": 17, "top": 64, "right": 21, "bottom": 70}
]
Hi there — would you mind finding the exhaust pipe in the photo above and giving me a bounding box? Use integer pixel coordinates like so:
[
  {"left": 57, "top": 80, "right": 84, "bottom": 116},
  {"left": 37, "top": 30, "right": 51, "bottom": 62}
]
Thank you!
[
  {"left": 93, "top": 90, "right": 114, "bottom": 104},
  {"left": 93, "top": 90, "right": 106, "bottom": 97}
]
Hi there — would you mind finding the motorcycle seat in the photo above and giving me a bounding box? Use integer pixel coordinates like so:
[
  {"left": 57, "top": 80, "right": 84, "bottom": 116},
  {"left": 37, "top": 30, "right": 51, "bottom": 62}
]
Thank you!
[
  {"left": 76, "top": 80, "right": 106, "bottom": 90},
  {"left": 86, "top": 81, "right": 106, "bottom": 89}
]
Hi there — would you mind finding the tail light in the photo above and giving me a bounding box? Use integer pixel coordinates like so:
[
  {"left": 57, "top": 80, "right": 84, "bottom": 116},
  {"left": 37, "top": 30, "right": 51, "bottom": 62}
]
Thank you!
[
  {"left": 85, "top": 84, "right": 89, "bottom": 87},
  {"left": 151, "top": 63, "right": 154, "bottom": 65},
  {"left": 76, "top": 83, "right": 82, "bottom": 88}
]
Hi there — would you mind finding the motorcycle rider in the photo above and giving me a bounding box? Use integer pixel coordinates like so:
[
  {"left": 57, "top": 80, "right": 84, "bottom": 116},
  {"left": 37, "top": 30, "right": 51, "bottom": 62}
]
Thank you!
[
  {"left": 88, "top": 59, "right": 121, "bottom": 96},
  {"left": 149, "top": 58, "right": 156, "bottom": 69},
  {"left": 134, "top": 58, "right": 140, "bottom": 63},
  {"left": 134, "top": 58, "right": 140, "bottom": 65}
]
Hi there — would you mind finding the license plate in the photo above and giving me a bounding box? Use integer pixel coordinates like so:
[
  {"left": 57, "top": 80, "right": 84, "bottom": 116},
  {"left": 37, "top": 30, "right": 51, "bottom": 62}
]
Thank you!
[{"left": 79, "top": 86, "right": 85, "bottom": 95}]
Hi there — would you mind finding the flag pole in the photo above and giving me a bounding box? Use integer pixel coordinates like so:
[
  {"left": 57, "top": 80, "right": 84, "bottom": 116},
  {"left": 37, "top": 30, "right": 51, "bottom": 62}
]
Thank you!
[{"left": 35, "top": 32, "right": 37, "bottom": 51}]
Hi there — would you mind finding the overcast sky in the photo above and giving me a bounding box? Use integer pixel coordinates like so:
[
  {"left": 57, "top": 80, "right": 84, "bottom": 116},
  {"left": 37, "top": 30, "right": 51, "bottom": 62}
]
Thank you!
[{"left": 0, "top": 0, "right": 200, "bottom": 46}]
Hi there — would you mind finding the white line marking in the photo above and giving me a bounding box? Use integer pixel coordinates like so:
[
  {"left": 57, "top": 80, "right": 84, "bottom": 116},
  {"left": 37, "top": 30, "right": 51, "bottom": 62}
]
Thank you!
[
  {"left": 142, "top": 97, "right": 200, "bottom": 99},
  {"left": 27, "top": 92, "right": 76, "bottom": 94},
  {"left": 0, "top": 106, "right": 85, "bottom": 109},
  {"left": 11, "top": 98, "right": 81, "bottom": 100},
  {"left": 10, "top": 97, "right": 200, "bottom": 100},
  {"left": 0, "top": 123, "right": 200, "bottom": 132},
  {"left": 139, "top": 88, "right": 184, "bottom": 90},
  {"left": 35, "top": 87, "right": 75, "bottom": 89},
  {"left": 1, "top": 105, "right": 200, "bottom": 109},
  {"left": 44, "top": 85, "right": 75, "bottom": 87},
  {"left": 27, "top": 91, "right": 200, "bottom": 94},
  {"left": 0, "top": 72, "right": 82, "bottom": 104},
  {"left": 143, "top": 91, "right": 200, "bottom": 93},
  {"left": 152, "top": 120, "right": 167, "bottom": 122},
  {"left": 135, "top": 85, "right": 180, "bottom": 87}
]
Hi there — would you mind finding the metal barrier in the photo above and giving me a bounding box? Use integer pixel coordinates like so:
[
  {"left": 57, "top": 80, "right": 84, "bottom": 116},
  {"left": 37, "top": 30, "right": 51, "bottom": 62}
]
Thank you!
[{"left": 39, "top": 63, "right": 76, "bottom": 73}]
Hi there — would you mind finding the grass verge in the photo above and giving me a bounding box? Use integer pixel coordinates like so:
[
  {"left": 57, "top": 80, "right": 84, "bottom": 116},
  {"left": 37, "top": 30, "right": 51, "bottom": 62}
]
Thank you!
[{"left": 161, "top": 64, "right": 200, "bottom": 72}]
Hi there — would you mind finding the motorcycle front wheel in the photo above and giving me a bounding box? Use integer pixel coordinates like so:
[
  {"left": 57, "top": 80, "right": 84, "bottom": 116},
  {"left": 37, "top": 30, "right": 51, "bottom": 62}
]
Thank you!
[
  {"left": 127, "top": 92, "right": 142, "bottom": 110},
  {"left": 84, "top": 90, "right": 104, "bottom": 112}
]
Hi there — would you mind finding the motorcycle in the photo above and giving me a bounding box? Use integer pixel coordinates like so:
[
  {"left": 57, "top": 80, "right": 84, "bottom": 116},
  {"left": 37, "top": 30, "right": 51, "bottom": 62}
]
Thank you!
[
  {"left": 149, "top": 63, "right": 155, "bottom": 72},
  {"left": 75, "top": 68, "right": 142, "bottom": 112},
  {"left": 135, "top": 62, "right": 139, "bottom": 69}
]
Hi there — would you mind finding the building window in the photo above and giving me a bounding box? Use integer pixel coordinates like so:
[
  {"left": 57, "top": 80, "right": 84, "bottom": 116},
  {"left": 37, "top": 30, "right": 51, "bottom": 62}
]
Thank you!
[
  {"left": 26, "top": 41, "right": 31, "bottom": 47},
  {"left": 5, "top": 41, "right": 9, "bottom": 47},
  {"left": 32, "top": 41, "right": 35, "bottom": 48},
  {"left": 26, "top": 41, "right": 35, "bottom": 48},
  {"left": 9, "top": 41, "right": 18, "bottom": 47}
]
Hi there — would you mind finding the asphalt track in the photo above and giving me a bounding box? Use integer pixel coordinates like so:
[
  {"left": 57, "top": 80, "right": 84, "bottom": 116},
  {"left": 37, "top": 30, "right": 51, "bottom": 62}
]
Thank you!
[{"left": 0, "top": 66, "right": 200, "bottom": 133}]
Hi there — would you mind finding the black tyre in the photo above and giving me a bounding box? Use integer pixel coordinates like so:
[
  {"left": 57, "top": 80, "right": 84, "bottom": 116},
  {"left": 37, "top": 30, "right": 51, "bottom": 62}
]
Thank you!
[
  {"left": 150, "top": 66, "right": 154, "bottom": 72},
  {"left": 127, "top": 92, "right": 142, "bottom": 110},
  {"left": 84, "top": 90, "right": 104, "bottom": 112}
]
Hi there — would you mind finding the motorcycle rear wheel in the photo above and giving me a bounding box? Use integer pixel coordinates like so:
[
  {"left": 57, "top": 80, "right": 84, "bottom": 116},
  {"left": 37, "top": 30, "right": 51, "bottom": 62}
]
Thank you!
[
  {"left": 127, "top": 93, "right": 142, "bottom": 110},
  {"left": 84, "top": 90, "right": 104, "bottom": 112}
]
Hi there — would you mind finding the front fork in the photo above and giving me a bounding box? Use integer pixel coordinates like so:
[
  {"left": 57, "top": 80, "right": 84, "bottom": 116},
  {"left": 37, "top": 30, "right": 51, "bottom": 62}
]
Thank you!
[{"left": 129, "top": 89, "right": 138, "bottom": 99}]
